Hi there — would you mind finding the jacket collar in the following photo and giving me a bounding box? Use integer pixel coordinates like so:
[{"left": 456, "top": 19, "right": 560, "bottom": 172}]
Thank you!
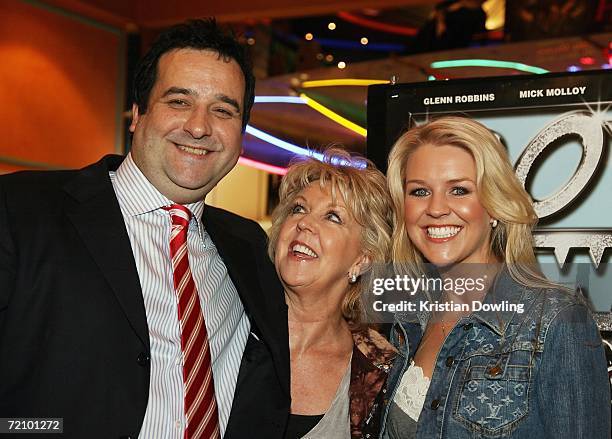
[
  {"left": 63, "top": 155, "right": 150, "bottom": 350},
  {"left": 471, "top": 266, "right": 531, "bottom": 336},
  {"left": 352, "top": 327, "right": 398, "bottom": 369},
  {"left": 392, "top": 265, "right": 533, "bottom": 338}
]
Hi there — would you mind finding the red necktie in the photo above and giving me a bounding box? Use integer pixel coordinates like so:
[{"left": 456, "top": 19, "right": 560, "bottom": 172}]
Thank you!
[{"left": 163, "top": 205, "right": 220, "bottom": 439}]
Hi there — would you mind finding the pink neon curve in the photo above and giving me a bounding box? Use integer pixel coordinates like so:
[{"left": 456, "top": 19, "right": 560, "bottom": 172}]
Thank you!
[
  {"left": 337, "top": 11, "right": 418, "bottom": 36},
  {"left": 238, "top": 156, "right": 287, "bottom": 175}
]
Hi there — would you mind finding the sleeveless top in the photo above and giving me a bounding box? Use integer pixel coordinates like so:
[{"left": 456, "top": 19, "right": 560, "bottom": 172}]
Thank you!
[{"left": 301, "top": 356, "right": 352, "bottom": 439}]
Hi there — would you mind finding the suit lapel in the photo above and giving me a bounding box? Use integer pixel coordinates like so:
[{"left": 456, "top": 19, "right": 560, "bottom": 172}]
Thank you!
[
  {"left": 63, "top": 155, "right": 149, "bottom": 350},
  {"left": 202, "top": 206, "right": 290, "bottom": 395}
]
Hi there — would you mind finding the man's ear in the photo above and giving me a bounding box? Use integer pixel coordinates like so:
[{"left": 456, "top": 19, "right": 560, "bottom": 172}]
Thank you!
[{"left": 129, "top": 104, "right": 140, "bottom": 133}]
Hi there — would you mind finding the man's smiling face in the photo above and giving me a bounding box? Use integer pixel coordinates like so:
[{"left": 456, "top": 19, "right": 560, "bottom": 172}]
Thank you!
[{"left": 129, "top": 48, "right": 245, "bottom": 204}]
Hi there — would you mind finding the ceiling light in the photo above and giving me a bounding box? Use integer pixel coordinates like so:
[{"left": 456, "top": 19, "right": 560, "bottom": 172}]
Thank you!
[
  {"left": 360, "top": 37, "right": 368, "bottom": 45},
  {"left": 305, "top": 33, "right": 313, "bottom": 41},
  {"left": 328, "top": 22, "right": 336, "bottom": 30},
  {"left": 337, "top": 61, "right": 346, "bottom": 69}
]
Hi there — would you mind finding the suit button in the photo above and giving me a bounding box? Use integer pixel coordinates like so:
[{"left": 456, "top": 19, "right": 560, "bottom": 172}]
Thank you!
[
  {"left": 445, "top": 356, "right": 454, "bottom": 367},
  {"left": 463, "top": 323, "right": 473, "bottom": 330},
  {"left": 137, "top": 352, "right": 150, "bottom": 366},
  {"left": 431, "top": 399, "right": 440, "bottom": 410}
]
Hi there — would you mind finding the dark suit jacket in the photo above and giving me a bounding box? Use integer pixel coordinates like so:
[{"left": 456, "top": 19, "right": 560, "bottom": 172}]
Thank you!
[{"left": 0, "top": 155, "right": 290, "bottom": 438}]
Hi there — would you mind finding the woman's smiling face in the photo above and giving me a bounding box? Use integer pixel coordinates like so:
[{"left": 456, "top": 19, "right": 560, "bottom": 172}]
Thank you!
[
  {"left": 274, "top": 183, "right": 367, "bottom": 296},
  {"left": 403, "top": 144, "right": 494, "bottom": 266}
]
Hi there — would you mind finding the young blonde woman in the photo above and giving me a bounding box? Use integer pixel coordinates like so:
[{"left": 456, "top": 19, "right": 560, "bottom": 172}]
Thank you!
[{"left": 380, "top": 116, "right": 610, "bottom": 438}]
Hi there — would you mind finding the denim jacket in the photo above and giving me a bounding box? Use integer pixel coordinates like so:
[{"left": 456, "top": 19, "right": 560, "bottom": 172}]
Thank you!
[{"left": 378, "top": 269, "right": 611, "bottom": 439}]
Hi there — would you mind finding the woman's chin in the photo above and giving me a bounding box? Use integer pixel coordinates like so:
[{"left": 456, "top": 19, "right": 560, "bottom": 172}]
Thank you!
[
  {"left": 423, "top": 255, "right": 457, "bottom": 268},
  {"left": 282, "top": 279, "right": 314, "bottom": 295}
]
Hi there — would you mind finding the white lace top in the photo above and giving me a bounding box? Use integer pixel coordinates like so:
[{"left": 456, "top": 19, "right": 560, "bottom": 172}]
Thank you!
[{"left": 392, "top": 360, "right": 431, "bottom": 421}]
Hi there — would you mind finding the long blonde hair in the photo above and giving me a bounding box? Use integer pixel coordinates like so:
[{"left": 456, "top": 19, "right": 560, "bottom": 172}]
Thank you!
[{"left": 387, "top": 116, "right": 557, "bottom": 289}]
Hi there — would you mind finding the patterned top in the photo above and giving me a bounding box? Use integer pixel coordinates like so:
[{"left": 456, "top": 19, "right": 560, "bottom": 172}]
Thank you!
[{"left": 349, "top": 327, "right": 398, "bottom": 438}]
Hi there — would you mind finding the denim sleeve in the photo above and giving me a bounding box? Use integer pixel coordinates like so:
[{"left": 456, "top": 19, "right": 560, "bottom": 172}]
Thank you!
[{"left": 536, "top": 303, "right": 611, "bottom": 438}]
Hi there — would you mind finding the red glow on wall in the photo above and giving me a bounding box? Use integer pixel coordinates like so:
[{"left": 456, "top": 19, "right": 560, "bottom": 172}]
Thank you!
[{"left": 579, "top": 56, "right": 596, "bottom": 65}]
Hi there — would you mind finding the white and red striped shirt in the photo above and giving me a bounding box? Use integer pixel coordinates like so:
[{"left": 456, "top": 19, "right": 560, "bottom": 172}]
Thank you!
[{"left": 110, "top": 153, "right": 250, "bottom": 438}]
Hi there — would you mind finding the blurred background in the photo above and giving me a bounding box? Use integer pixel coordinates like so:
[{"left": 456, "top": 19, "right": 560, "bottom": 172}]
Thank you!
[{"left": 1, "top": 0, "right": 611, "bottom": 223}]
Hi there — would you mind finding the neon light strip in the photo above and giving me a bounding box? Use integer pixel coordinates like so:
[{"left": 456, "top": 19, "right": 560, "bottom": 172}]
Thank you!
[
  {"left": 430, "top": 59, "right": 549, "bottom": 74},
  {"left": 250, "top": 96, "right": 315, "bottom": 160},
  {"left": 301, "top": 79, "right": 389, "bottom": 88},
  {"left": 248, "top": 95, "right": 365, "bottom": 169},
  {"left": 245, "top": 125, "right": 324, "bottom": 160},
  {"left": 337, "top": 11, "right": 418, "bottom": 36},
  {"left": 299, "top": 93, "right": 367, "bottom": 137},
  {"left": 238, "top": 156, "right": 287, "bottom": 175},
  {"left": 244, "top": 126, "right": 364, "bottom": 171},
  {"left": 254, "top": 96, "right": 306, "bottom": 104}
]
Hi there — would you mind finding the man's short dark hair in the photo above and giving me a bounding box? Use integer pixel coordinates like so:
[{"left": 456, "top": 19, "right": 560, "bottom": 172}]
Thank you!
[{"left": 133, "top": 18, "right": 255, "bottom": 131}]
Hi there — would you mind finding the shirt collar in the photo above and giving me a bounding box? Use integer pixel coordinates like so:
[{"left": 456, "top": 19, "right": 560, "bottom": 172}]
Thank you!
[{"left": 112, "top": 152, "right": 205, "bottom": 226}]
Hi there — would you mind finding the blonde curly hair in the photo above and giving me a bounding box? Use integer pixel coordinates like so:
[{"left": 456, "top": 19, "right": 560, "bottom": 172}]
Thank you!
[{"left": 268, "top": 148, "right": 393, "bottom": 323}]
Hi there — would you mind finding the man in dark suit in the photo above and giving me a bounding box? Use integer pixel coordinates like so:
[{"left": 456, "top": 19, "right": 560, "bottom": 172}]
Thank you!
[{"left": 0, "top": 19, "right": 289, "bottom": 438}]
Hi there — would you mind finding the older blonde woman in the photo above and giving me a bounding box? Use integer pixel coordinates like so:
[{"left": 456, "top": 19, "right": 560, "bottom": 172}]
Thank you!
[
  {"left": 268, "top": 149, "right": 397, "bottom": 439},
  {"left": 380, "top": 116, "right": 610, "bottom": 438}
]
